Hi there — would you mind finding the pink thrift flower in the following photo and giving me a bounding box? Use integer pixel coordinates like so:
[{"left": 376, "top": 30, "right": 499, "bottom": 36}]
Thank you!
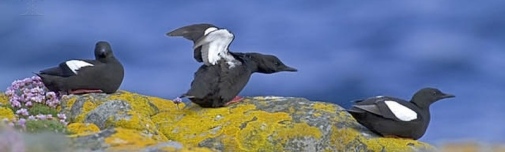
[
  {"left": 23, "top": 88, "right": 31, "bottom": 94},
  {"left": 32, "top": 75, "right": 41, "bottom": 81},
  {"left": 10, "top": 100, "right": 21, "bottom": 108},
  {"left": 30, "top": 96, "right": 43, "bottom": 103},
  {"left": 57, "top": 113, "right": 67, "bottom": 120},
  {"left": 23, "top": 78, "right": 32, "bottom": 84},
  {"left": 32, "top": 87, "right": 44, "bottom": 94},
  {"left": 15, "top": 109, "right": 29, "bottom": 116},
  {"left": 46, "top": 114, "right": 53, "bottom": 120},
  {"left": 5, "top": 89, "right": 14, "bottom": 96},
  {"left": 25, "top": 101, "right": 33, "bottom": 107},
  {"left": 59, "top": 120, "right": 68, "bottom": 125},
  {"left": 35, "top": 114, "right": 47, "bottom": 120},
  {"left": 18, "top": 118, "right": 26, "bottom": 128},
  {"left": 46, "top": 92, "right": 57, "bottom": 99}
]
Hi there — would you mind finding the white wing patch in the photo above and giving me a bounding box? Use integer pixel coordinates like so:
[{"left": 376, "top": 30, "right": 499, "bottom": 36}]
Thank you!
[
  {"left": 204, "top": 27, "right": 218, "bottom": 35},
  {"left": 65, "top": 60, "right": 93, "bottom": 74},
  {"left": 384, "top": 100, "right": 417, "bottom": 121},
  {"left": 194, "top": 28, "right": 236, "bottom": 68}
]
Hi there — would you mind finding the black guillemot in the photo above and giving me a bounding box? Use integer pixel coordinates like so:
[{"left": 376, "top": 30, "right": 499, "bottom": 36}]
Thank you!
[
  {"left": 168, "top": 23, "right": 297, "bottom": 108},
  {"left": 347, "top": 87, "right": 455, "bottom": 140},
  {"left": 36, "top": 41, "right": 124, "bottom": 94}
]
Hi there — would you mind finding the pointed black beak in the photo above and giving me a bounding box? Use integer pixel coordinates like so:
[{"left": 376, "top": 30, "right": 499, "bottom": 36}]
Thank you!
[
  {"left": 98, "top": 48, "right": 107, "bottom": 55},
  {"left": 95, "top": 41, "right": 112, "bottom": 58},
  {"left": 281, "top": 66, "right": 298, "bottom": 72},
  {"left": 96, "top": 48, "right": 108, "bottom": 58},
  {"left": 441, "top": 93, "right": 455, "bottom": 99}
]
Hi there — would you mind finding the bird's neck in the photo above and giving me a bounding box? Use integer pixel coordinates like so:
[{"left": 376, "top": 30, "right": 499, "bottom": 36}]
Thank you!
[
  {"left": 411, "top": 100, "right": 431, "bottom": 110},
  {"left": 98, "top": 57, "right": 117, "bottom": 63},
  {"left": 233, "top": 53, "right": 259, "bottom": 72}
]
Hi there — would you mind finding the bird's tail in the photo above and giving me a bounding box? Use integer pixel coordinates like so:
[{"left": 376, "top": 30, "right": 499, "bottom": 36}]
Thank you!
[
  {"left": 33, "top": 73, "right": 63, "bottom": 92},
  {"left": 33, "top": 72, "right": 42, "bottom": 77},
  {"left": 178, "top": 93, "right": 194, "bottom": 99}
]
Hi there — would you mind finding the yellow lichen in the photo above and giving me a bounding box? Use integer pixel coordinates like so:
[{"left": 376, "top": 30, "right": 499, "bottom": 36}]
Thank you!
[
  {"left": 66, "top": 123, "right": 100, "bottom": 135},
  {"left": 154, "top": 103, "right": 324, "bottom": 151},
  {"left": 276, "top": 122, "right": 323, "bottom": 141},
  {"left": 0, "top": 107, "right": 15, "bottom": 120},
  {"left": 107, "top": 111, "right": 168, "bottom": 141},
  {"left": 154, "top": 104, "right": 255, "bottom": 145},
  {"left": 158, "top": 146, "right": 217, "bottom": 152},
  {"left": 108, "top": 91, "right": 158, "bottom": 117},
  {"left": 105, "top": 128, "right": 161, "bottom": 150},
  {"left": 59, "top": 91, "right": 433, "bottom": 151},
  {"left": 331, "top": 127, "right": 433, "bottom": 151},
  {"left": 147, "top": 96, "right": 184, "bottom": 110},
  {"left": 74, "top": 100, "right": 99, "bottom": 122},
  {"left": 0, "top": 93, "right": 8, "bottom": 106},
  {"left": 312, "top": 102, "right": 337, "bottom": 113},
  {"left": 61, "top": 95, "right": 77, "bottom": 107},
  {"left": 235, "top": 111, "right": 323, "bottom": 151}
]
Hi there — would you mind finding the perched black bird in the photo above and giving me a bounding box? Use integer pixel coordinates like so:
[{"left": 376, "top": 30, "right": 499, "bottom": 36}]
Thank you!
[
  {"left": 36, "top": 41, "right": 125, "bottom": 94},
  {"left": 168, "top": 23, "right": 297, "bottom": 108},
  {"left": 347, "top": 87, "right": 455, "bottom": 140}
]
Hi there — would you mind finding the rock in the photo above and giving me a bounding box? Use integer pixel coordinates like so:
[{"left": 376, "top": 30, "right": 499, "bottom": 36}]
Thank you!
[{"left": 0, "top": 91, "right": 436, "bottom": 151}]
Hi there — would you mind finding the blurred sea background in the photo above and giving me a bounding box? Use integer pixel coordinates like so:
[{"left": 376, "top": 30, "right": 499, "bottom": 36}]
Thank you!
[{"left": 1, "top": 0, "right": 504, "bottom": 146}]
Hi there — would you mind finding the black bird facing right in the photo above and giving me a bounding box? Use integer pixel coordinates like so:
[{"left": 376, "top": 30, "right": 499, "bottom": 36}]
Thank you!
[
  {"left": 347, "top": 87, "right": 455, "bottom": 140},
  {"left": 168, "top": 23, "right": 297, "bottom": 108}
]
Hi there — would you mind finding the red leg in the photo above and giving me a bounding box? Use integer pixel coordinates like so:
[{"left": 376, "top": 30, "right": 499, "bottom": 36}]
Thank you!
[
  {"left": 224, "top": 96, "right": 244, "bottom": 106},
  {"left": 70, "top": 89, "right": 103, "bottom": 94}
]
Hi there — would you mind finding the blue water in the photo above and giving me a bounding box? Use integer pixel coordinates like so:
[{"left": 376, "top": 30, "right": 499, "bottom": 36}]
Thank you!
[{"left": 1, "top": 0, "right": 504, "bottom": 144}]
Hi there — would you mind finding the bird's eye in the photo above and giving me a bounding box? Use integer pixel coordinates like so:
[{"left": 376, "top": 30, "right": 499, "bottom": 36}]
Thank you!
[{"left": 275, "top": 62, "right": 280, "bottom": 66}]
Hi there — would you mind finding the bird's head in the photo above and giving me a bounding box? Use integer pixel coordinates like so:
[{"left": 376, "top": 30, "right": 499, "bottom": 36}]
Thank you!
[{"left": 411, "top": 87, "right": 455, "bottom": 108}]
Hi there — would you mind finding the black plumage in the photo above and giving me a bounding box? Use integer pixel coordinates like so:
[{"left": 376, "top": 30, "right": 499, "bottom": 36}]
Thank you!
[
  {"left": 183, "top": 52, "right": 297, "bottom": 108},
  {"left": 36, "top": 41, "right": 124, "bottom": 94},
  {"left": 347, "top": 87, "right": 455, "bottom": 140},
  {"left": 168, "top": 23, "right": 297, "bottom": 108}
]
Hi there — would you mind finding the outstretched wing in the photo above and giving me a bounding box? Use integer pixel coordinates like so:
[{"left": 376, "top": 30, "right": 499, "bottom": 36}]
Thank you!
[
  {"left": 167, "top": 23, "right": 217, "bottom": 63},
  {"left": 167, "top": 23, "right": 236, "bottom": 66},
  {"left": 167, "top": 23, "right": 216, "bottom": 41},
  {"left": 193, "top": 28, "right": 235, "bottom": 66}
]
